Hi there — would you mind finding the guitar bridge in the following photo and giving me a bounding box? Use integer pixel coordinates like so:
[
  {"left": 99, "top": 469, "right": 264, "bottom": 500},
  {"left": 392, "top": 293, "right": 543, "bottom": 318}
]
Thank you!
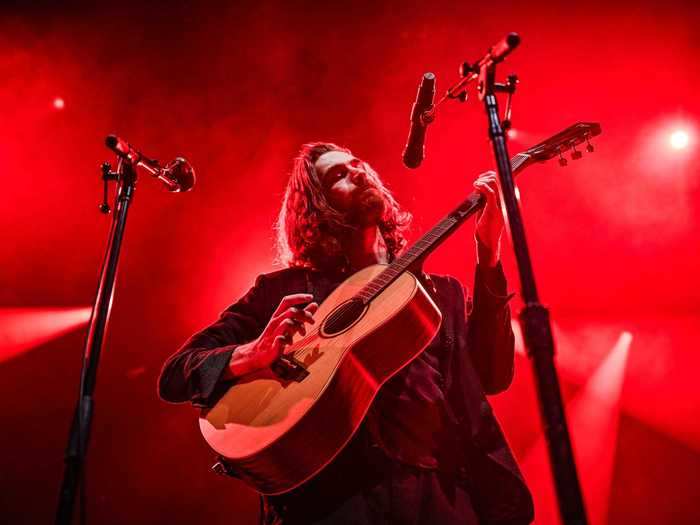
[{"left": 271, "top": 354, "right": 310, "bottom": 382}]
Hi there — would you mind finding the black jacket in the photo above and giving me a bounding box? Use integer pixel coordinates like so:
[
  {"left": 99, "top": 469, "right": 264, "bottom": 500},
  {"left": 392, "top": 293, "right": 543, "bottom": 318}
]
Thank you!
[{"left": 158, "top": 264, "right": 534, "bottom": 523}]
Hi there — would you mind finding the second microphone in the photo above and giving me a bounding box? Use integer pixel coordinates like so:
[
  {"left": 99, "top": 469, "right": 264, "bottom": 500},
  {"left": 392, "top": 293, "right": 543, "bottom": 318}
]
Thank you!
[{"left": 402, "top": 72, "right": 436, "bottom": 169}]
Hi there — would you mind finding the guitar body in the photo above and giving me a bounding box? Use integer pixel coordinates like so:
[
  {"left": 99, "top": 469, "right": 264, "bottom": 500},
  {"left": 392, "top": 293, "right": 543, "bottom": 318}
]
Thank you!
[{"left": 199, "top": 264, "right": 442, "bottom": 495}]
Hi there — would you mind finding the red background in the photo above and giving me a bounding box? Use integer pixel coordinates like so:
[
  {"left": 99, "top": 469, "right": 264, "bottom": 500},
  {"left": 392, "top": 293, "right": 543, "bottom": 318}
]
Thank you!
[{"left": 1, "top": 1, "right": 698, "bottom": 523}]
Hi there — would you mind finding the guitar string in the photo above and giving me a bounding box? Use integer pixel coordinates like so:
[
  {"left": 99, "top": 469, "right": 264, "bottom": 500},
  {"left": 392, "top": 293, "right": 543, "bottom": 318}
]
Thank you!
[{"left": 290, "top": 327, "right": 322, "bottom": 360}]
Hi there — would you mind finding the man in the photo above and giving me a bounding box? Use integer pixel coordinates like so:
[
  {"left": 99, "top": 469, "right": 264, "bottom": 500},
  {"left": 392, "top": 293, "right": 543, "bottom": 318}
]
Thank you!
[{"left": 158, "top": 142, "right": 534, "bottom": 524}]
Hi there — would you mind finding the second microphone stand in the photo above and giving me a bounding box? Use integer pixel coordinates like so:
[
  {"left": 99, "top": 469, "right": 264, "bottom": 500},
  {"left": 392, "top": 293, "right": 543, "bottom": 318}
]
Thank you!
[{"left": 469, "top": 39, "right": 588, "bottom": 525}]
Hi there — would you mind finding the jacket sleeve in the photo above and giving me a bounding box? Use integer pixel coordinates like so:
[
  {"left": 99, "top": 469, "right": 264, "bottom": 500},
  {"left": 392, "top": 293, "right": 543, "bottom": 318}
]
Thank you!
[
  {"left": 157, "top": 274, "right": 272, "bottom": 407},
  {"left": 465, "top": 262, "right": 516, "bottom": 394}
]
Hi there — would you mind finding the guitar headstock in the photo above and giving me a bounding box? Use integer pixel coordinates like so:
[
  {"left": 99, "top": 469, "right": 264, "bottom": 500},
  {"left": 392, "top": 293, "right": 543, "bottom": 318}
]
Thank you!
[{"left": 520, "top": 122, "right": 602, "bottom": 166}]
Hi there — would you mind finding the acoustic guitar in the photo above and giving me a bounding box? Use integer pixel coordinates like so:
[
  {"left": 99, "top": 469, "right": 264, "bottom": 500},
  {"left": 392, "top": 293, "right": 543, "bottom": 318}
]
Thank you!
[{"left": 199, "top": 122, "right": 602, "bottom": 494}]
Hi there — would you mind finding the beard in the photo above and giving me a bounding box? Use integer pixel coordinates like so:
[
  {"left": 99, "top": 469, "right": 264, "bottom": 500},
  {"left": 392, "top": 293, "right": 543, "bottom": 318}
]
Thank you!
[{"left": 346, "top": 187, "right": 386, "bottom": 227}]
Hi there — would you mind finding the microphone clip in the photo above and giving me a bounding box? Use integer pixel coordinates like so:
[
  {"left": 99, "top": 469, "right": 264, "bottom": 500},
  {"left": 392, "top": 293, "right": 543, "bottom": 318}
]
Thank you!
[
  {"left": 99, "top": 162, "right": 118, "bottom": 214},
  {"left": 493, "top": 74, "right": 519, "bottom": 131},
  {"left": 96, "top": 157, "right": 138, "bottom": 216},
  {"left": 420, "top": 105, "right": 437, "bottom": 126}
]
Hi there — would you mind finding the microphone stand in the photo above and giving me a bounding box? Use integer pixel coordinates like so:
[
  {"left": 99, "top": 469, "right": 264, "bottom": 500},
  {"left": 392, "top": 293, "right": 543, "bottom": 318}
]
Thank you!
[
  {"left": 467, "top": 36, "right": 588, "bottom": 525},
  {"left": 55, "top": 158, "right": 137, "bottom": 525}
]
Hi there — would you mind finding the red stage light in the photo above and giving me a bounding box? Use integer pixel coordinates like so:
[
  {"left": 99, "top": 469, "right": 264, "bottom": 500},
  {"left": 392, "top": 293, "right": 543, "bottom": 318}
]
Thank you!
[
  {"left": 53, "top": 97, "right": 65, "bottom": 110},
  {"left": 0, "top": 306, "right": 91, "bottom": 363},
  {"left": 519, "top": 331, "right": 632, "bottom": 525}
]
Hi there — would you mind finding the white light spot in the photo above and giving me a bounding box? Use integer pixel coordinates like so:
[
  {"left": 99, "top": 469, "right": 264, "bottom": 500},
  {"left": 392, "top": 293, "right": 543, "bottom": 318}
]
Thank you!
[
  {"left": 669, "top": 130, "right": 689, "bottom": 150},
  {"left": 53, "top": 97, "right": 65, "bottom": 110}
]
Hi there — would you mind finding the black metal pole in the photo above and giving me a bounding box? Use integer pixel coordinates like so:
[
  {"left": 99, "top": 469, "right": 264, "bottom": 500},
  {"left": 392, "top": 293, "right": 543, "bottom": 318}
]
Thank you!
[
  {"left": 480, "top": 70, "right": 588, "bottom": 525},
  {"left": 56, "top": 161, "right": 137, "bottom": 525}
]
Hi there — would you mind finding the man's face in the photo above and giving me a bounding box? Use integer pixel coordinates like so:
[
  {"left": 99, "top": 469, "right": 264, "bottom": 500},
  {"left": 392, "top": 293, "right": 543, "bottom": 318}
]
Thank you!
[{"left": 315, "top": 150, "right": 386, "bottom": 227}]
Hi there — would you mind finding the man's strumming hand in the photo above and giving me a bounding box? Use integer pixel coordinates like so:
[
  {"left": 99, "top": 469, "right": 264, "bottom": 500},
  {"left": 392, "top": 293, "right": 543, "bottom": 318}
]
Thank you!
[{"left": 228, "top": 293, "right": 318, "bottom": 378}]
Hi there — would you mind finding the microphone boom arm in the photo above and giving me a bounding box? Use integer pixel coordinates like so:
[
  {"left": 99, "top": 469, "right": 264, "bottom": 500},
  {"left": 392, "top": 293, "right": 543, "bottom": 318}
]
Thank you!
[{"left": 105, "top": 135, "right": 195, "bottom": 192}]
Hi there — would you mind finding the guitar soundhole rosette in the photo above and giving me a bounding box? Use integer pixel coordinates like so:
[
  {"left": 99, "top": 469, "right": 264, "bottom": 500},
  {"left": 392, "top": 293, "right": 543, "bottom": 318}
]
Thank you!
[{"left": 321, "top": 298, "right": 367, "bottom": 337}]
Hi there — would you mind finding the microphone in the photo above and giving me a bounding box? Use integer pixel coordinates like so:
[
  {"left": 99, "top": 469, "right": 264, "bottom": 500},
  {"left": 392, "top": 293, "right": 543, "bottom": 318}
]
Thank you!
[
  {"left": 105, "top": 135, "right": 196, "bottom": 192},
  {"left": 478, "top": 32, "right": 520, "bottom": 68},
  {"left": 461, "top": 33, "right": 521, "bottom": 77},
  {"left": 402, "top": 72, "right": 436, "bottom": 169}
]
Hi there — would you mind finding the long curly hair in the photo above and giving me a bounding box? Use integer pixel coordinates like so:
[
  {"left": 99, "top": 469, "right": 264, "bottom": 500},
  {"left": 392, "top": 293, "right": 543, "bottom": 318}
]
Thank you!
[{"left": 276, "top": 142, "right": 412, "bottom": 271}]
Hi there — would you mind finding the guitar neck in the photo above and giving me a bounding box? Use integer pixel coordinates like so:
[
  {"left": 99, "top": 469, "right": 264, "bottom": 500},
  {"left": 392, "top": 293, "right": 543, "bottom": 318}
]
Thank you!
[{"left": 357, "top": 152, "right": 532, "bottom": 303}]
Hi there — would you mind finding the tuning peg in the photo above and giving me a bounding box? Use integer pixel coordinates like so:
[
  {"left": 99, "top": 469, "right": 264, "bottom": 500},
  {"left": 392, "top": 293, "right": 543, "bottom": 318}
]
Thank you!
[
  {"left": 558, "top": 150, "right": 568, "bottom": 167},
  {"left": 571, "top": 144, "right": 582, "bottom": 160},
  {"left": 585, "top": 137, "right": 595, "bottom": 153}
]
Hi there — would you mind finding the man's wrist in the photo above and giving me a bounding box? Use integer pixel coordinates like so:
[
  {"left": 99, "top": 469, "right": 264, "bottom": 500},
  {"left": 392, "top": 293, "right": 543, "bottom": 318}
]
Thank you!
[
  {"left": 473, "top": 253, "right": 513, "bottom": 305},
  {"left": 475, "top": 235, "right": 501, "bottom": 267},
  {"left": 226, "top": 341, "right": 257, "bottom": 379}
]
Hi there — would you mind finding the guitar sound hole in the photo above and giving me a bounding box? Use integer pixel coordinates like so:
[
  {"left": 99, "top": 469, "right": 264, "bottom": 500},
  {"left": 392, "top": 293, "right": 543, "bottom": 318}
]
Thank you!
[{"left": 322, "top": 298, "right": 366, "bottom": 336}]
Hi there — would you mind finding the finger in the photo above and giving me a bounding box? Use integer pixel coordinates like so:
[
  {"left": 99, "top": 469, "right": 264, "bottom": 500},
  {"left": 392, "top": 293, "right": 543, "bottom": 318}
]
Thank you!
[
  {"left": 475, "top": 185, "right": 502, "bottom": 216},
  {"left": 273, "top": 334, "right": 291, "bottom": 352},
  {"left": 275, "top": 318, "right": 308, "bottom": 341},
  {"left": 480, "top": 182, "right": 500, "bottom": 203},
  {"left": 304, "top": 302, "right": 319, "bottom": 314},
  {"left": 304, "top": 306, "right": 317, "bottom": 323},
  {"left": 273, "top": 306, "right": 316, "bottom": 325},
  {"left": 481, "top": 175, "right": 498, "bottom": 187},
  {"left": 476, "top": 179, "right": 498, "bottom": 192},
  {"left": 474, "top": 170, "right": 497, "bottom": 183},
  {"left": 274, "top": 318, "right": 297, "bottom": 336},
  {"left": 475, "top": 175, "right": 498, "bottom": 185},
  {"left": 287, "top": 315, "right": 309, "bottom": 336},
  {"left": 474, "top": 181, "right": 496, "bottom": 197},
  {"left": 272, "top": 328, "right": 295, "bottom": 350},
  {"left": 294, "top": 306, "right": 316, "bottom": 324},
  {"left": 272, "top": 294, "right": 315, "bottom": 316}
]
